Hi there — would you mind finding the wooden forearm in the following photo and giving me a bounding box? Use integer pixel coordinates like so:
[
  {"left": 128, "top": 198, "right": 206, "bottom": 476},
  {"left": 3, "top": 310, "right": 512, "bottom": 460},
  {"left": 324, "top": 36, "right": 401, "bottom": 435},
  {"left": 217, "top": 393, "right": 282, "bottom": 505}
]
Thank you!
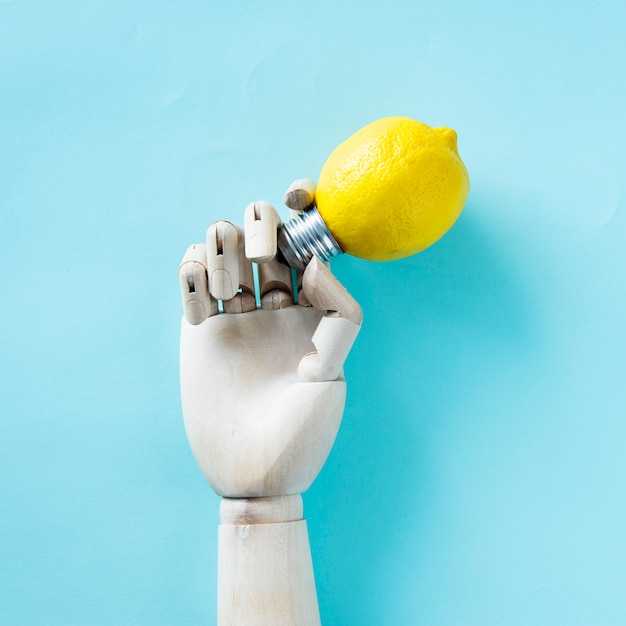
[{"left": 218, "top": 495, "right": 321, "bottom": 626}]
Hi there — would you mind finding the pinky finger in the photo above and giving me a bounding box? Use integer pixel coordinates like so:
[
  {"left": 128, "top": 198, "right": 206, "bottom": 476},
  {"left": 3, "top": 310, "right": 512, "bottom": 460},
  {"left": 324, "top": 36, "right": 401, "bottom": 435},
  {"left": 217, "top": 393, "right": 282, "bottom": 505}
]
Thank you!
[{"left": 179, "top": 243, "right": 218, "bottom": 324}]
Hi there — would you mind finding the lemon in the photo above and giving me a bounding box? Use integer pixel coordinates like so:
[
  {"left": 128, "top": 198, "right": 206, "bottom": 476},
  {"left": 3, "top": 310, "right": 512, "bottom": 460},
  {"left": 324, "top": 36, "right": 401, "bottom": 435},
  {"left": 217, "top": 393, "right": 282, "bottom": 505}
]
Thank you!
[{"left": 315, "top": 116, "right": 469, "bottom": 261}]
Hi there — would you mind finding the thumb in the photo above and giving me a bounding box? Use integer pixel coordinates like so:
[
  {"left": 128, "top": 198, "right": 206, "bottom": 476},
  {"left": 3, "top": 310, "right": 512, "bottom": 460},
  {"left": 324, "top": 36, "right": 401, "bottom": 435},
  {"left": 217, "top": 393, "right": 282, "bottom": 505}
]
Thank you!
[{"left": 298, "top": 258, "right": 362, "bottom": 382}]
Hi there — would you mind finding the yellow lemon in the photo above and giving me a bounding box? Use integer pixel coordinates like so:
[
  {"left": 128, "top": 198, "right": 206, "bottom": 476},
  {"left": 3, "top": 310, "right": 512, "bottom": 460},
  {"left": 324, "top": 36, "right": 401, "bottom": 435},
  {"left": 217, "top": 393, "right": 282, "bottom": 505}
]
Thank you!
[{"left": 315, "top": 116, "right": 470, "bottom": 261}]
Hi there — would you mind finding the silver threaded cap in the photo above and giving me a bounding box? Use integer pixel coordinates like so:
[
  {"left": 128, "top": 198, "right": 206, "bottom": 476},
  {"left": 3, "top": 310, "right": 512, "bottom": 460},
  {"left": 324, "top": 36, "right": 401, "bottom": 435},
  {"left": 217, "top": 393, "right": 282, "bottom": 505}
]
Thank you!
[{"left": 277, "top": 206, "right": 343, "bottom": 271}]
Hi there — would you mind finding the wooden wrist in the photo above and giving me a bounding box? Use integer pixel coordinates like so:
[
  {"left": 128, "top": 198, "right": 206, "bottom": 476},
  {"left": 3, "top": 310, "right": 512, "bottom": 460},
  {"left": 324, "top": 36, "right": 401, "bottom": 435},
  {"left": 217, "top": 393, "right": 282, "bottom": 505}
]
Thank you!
[{"left": 220, "top": 494, "right": 303, "bottom": 525}]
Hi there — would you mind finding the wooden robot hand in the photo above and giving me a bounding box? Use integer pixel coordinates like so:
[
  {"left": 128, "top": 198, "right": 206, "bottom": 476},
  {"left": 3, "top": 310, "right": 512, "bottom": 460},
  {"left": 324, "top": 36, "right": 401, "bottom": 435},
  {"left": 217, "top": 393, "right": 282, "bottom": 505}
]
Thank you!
[{"left": 178, "top": 180, "right": 361, "bottom": 625}]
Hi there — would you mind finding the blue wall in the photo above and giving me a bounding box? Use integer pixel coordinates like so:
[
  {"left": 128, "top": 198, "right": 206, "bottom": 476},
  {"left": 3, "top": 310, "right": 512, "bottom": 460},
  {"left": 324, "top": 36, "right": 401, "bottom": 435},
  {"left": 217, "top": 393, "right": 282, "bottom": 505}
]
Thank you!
[{"left": 1, "top": 1, "right": 625, "bottom": 624}]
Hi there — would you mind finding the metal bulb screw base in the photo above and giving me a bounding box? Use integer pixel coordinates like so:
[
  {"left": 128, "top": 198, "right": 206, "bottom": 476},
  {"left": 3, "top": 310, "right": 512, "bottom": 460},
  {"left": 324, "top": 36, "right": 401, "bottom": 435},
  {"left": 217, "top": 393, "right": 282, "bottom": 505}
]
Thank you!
[{"left": 277, "top": 206, "right": 343, "bottom": 271}]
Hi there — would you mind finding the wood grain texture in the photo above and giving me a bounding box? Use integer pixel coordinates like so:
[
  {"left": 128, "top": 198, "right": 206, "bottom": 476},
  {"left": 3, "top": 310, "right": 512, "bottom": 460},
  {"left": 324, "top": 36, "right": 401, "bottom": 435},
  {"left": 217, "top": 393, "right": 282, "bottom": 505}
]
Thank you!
[{"left": 218, "top": 515, "right": 320, "bottom": 625}]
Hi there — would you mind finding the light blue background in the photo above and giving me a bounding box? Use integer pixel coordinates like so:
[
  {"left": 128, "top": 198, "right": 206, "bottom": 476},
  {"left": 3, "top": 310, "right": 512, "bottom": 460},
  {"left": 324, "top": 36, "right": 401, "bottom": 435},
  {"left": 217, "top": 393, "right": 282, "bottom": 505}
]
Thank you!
[{"left": 1, "top": 1, "right": 625, "bottom": 624}]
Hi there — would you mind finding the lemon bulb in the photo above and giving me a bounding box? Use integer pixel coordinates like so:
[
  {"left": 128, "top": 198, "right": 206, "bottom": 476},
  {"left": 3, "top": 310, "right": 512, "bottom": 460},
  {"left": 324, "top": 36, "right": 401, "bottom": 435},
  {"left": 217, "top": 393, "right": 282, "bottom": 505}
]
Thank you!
[{"left": 278, "top": 116, "right": 469, "bottom": 270}]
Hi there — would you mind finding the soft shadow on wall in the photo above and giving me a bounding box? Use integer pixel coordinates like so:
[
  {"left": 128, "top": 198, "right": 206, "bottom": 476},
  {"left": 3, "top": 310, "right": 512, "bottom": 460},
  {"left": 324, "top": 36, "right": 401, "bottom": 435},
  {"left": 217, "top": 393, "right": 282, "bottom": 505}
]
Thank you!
[{"left": 306, "top": 197, "right": 536, "bottom": 625}]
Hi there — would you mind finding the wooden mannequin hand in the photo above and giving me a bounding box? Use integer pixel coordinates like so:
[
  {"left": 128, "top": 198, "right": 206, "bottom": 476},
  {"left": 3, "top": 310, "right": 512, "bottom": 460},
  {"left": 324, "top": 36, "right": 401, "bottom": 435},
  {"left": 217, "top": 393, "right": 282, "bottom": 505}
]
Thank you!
[{"left": 179, "top": 184, "right": 362, "bottom": 498}]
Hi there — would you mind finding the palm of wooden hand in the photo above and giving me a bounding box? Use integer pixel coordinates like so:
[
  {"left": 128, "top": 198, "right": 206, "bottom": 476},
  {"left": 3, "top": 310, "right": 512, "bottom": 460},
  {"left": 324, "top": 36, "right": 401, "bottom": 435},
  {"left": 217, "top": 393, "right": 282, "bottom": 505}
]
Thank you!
[{"left": 181, "top": 305, "right": 348, "bottom": 497}]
